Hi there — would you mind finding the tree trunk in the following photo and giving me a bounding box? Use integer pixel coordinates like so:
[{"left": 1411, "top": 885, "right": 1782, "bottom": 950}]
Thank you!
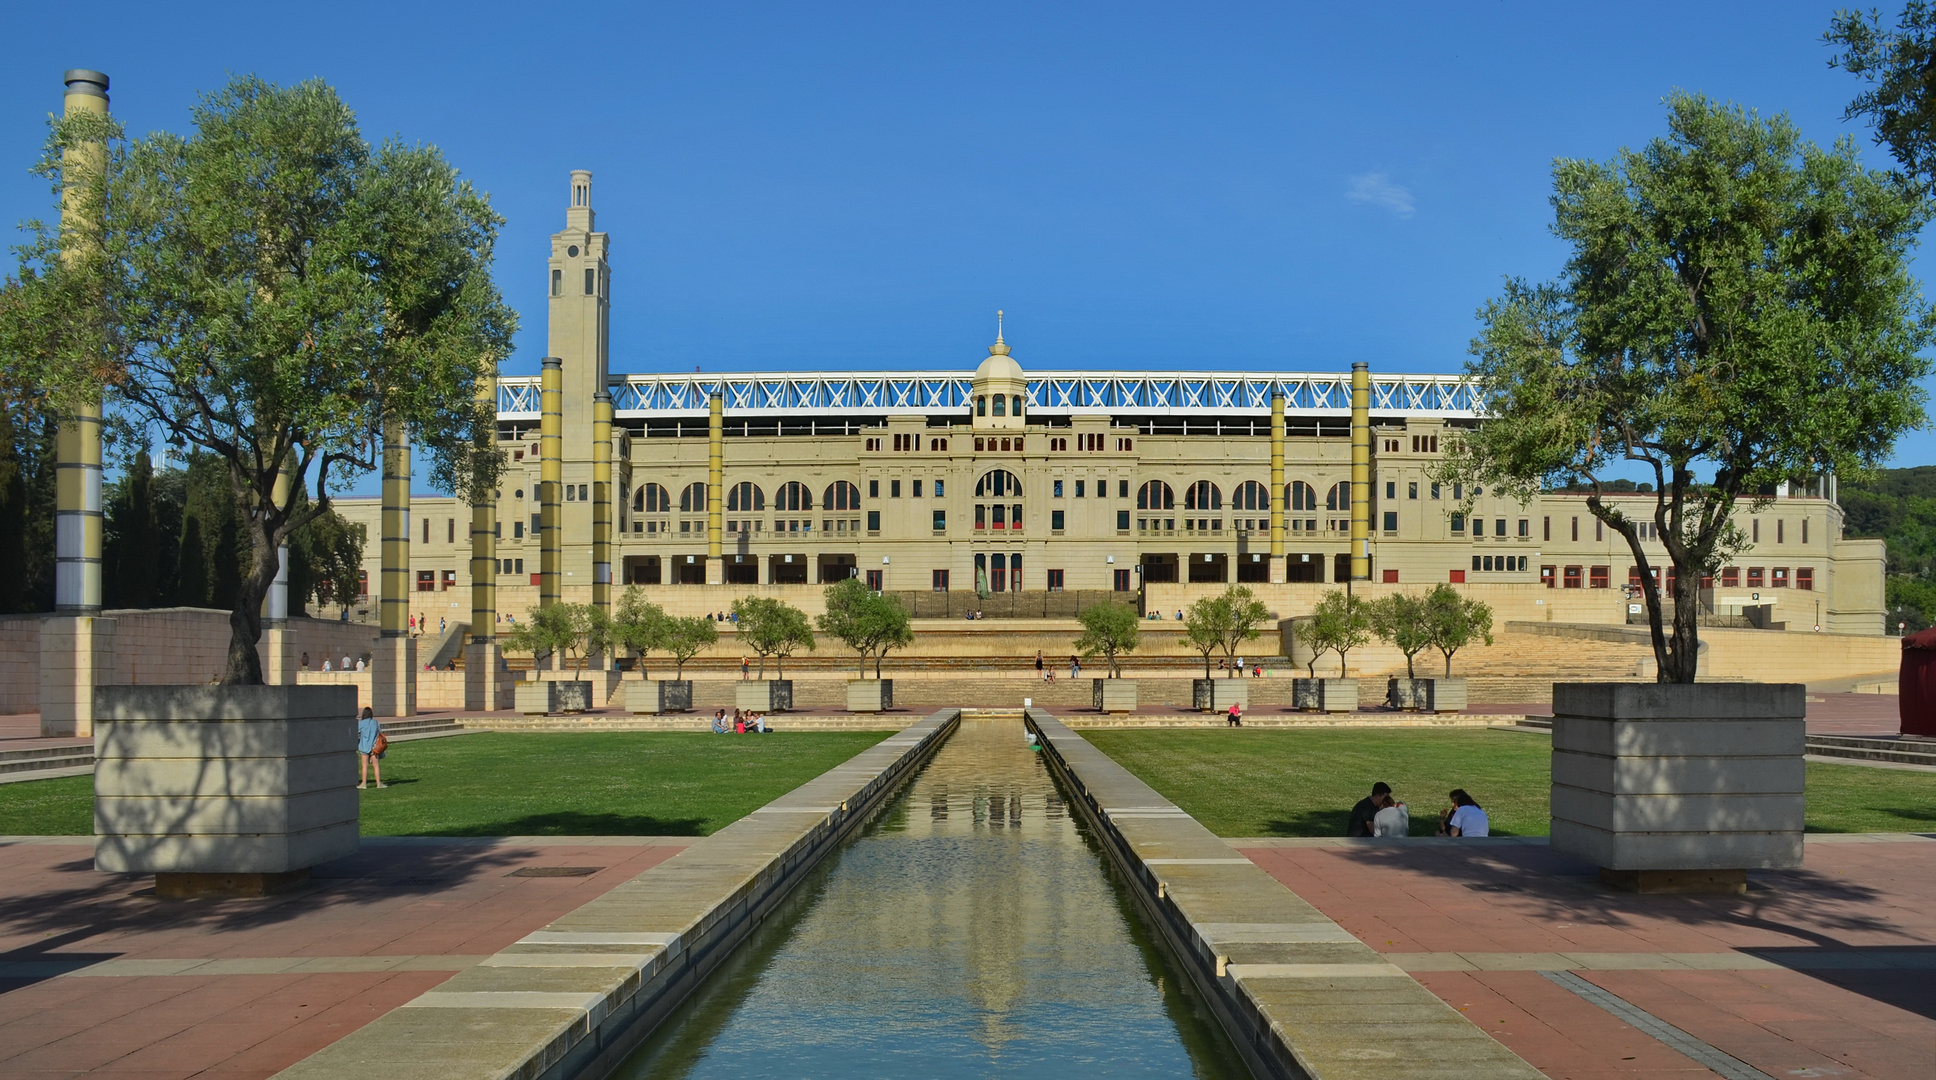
[
  {"left": 223, "top": 515, "right": 281, "bottom": 685},
  {"left": 1665, "top": 565, "right": 1702, "bottom": 683}
]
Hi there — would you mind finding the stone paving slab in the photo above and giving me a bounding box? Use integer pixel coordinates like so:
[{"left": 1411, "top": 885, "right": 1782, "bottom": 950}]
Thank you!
[
  {"left": 1235, "top": 830, "right": 1936, "bottom": 1079},
  {"left": 1024, "top": 708, "right": 1546, "bottom": 1080},
  {"left": 269, "top": 708, "right": 959, "bottom": 1080}
]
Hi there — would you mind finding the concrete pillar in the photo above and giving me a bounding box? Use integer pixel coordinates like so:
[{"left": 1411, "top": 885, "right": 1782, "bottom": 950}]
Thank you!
[
  {"left": 592, "top": 390, "right": 612, "bottom": 618},
  {"left": 540, "top": 358, "right": 562, "bottom": 613},
  {"left": 1349, "top": 362, "right": 1370, "bottom": 582},
  {"left": 261, "top": 456, "right": 296, "bottom": 684},
  {"left": 467, "top": 377, "right": 499, "bottom": 711},
  {"left": 1268, "top": 389, "right": 1285, "bottom": 584},
  {"left": 371, "top": 418, "right": 415, "bottom": 716},
  {"left": 706, "top": 390, "right": 724, "bottom": 586},
  {"left": 40, "top": 69, "right": 113, "bottom": 737}
]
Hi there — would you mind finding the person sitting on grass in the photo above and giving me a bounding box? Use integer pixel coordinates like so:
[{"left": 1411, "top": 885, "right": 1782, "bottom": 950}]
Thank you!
[
  {"left": 734, "top": 712, "right": 746, "bottom": 734},
  {"left": 712, "top": 708, "right": 730, "bottom": 734},
  {"left": 1438, "top": 789, "right": 1489, "bottom": 837},
  {"left": 1225, "top": 701, "right": 1243, "bottom": 727},
  {"left": 1371, "top": 792, "right": 1410, "bottom": 837},
  {"left": 1347, "top": 782, "right": 1391, "bottom": 837}
]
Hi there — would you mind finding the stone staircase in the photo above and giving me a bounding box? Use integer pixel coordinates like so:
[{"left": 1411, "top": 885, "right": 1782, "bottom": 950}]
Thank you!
[
  {"left": 1805, "top": 734, "right": 1936, "bottom": 768},
  {"left": 378, "top": 716, "right": 470, "bottom": 742},
  {"left": 0, "top": 743, "right": 94, "bottom": 779}
]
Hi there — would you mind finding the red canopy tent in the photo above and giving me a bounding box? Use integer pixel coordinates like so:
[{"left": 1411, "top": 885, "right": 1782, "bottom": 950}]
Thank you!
[{"left": 1898, "top": 628, "right": 1936, "bottom": 737}]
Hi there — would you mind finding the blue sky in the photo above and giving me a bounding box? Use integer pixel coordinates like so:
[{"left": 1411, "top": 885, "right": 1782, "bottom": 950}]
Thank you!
[{"left": 5, "top": 1, "right": 1934, "bottom": 475}]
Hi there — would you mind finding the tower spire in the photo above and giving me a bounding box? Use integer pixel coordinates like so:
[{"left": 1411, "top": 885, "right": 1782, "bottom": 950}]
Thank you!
[{"left": 996, "top": 309, "right": 1004, "bottom": 345}]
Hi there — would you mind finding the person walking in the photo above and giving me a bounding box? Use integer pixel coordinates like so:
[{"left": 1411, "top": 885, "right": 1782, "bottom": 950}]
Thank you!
[
  {"left": 356, "top": 707, "right": 387, "bottom": 789},
  {"left": 1035, "top": 651, "right": 1045, "bottom": 681},
  {"left": 1070, "top": 654, "right": 1081, "bottom": 679},
  {"left": 741, "top": 657, "right": 751, "bottom": 681}
]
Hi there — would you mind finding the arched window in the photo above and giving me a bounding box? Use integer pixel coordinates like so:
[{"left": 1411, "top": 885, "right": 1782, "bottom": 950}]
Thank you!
[
  {"left": 977, "top": 396, "right": 986, "bottom": 417},
  {"left": 727, "top": 482, "right": 765, "bottom": 512},
  {"left": 1184, "top": 481, "right": 1222, "bottom": 511},
  {"left": 975, "top": 470, "right": 1021, "bottom": 498},
  {"left": 1325, "top": 481, "right": 1351, "bottom": 511},
  {"left": 1011, "top": 395, "right": 1022, "bottom": 417},
  {"left": 1138, "top": 480, "right": 1175, "bottom": 510},
  {"left": 823, "top": 481, "right": 861, "bottom": 511},
  {"left": 679, "top": 482, "right": 707, "bottom": 513},
  {"left": 1233, "top": 481, "right": 1269, "bottom": 511},
  {"left": 992, "top": 395, "right": 1006, "bottom": 417},
  {"left": 775, "top": 481, "right": 813, "bottom": 511},
  {"left": 1288, "top": 481, "right": 1317, "bottom": 512},
  {"left": 634, "top": 482, "right": 671, "bottom": 513}
]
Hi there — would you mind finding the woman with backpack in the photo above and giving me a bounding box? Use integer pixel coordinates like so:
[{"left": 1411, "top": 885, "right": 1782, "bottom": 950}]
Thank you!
[{"left": 357, "top": 707, "right": 387, "bottom": 789}]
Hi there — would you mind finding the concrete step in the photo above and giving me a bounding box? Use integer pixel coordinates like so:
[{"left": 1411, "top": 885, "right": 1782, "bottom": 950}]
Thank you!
[
  {"left": 379, "top": 717, "right": 463, "bottom": 736},
  {"left": 0, "top": 745, "right": 96, "bottom": 775},
  {"left": 1806, "top": 735, "right": 1936, "bottom": 766}
]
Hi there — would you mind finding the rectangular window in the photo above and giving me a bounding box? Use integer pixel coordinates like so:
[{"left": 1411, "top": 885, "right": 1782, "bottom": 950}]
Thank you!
[
  {"left": 1408, "top": 482, "right": 1418, "bottom": 499},
  {"left": 1385, "top": 481, "right": 1396, "bottom": 499},
  {"left": 1543, "top": 516, "right": 1550, "bottom": 541},
  {"left": 869, "top": 479, "right": 880, "bottom": 498},
  {"left": 1472, "top": 555, "right": 1482, "bottom": 571},
  {"left": 867, "top": 510, "right": 881, "bottom": 533},
  {"left": 422, "top": 518, "right": 430, "bottom": 544},
  {"left": 1453, "top": 483, "right": 1463, "bottom": 500},
  {"left": 1382, "top": 569, "right": 1399, "bottom": 584},
  {"left": 1590, "top": 565, "right": 1610, "bottom": 589},
  {"left": 1052, "top": 510, "right": 1065, "bottom": 531},
  {"left": 1451, "top": 512, "right": 1465, "bottom": 533},
  {"left": 551, "top": 269, "right": 562, "bottom": 296},
  {"left": 866, "top": 570, "right": 883, "bottom": 591},
  {"left": 913, "top": 480, "right": 923, "bottom": 498},
  {"left": 1496, "top": 518, "right": 1507, "bottom": 537},
  {"left": 932, "top": 569, "right": 949, "bottom": 591},
  {"left": 441, "top": 569, "right": 456, "bottom": 591},
  {"left": 1752, "top": 519, "right": 1760, "bottom": 542},
  {"left": 1054, "top": 479, "right": 1064, "bottom": 498},
  {"left": 1797, "top": 567, "right": 1814, "bottom": 590},
  {"left": 1564, "top": 565, "right": 1583, "bottom": 588},
  {"left": 1431, "top": 482, "right": 1441, "bottom": 499},
  {"left": 514, "top": 520, "right": 524, "bottom": 539},
  {"left": 494, "top": 521, "right": 501, "bottom": 539},
  {"left": 1802, "top": 518, "right": 1809, "bottom": 544},
  {"left": 1119, "top": 480, "right": 1129, "bottom": 499},
  {"left": 1541, "top": 564, "right": 1555, "bottom": 588},
  {"left": 1113, "top": 568, "right": 1132, "bottom": 591},
  {"left": 1571, "top": 516, "right": 1579, "bottom": 541},
  {"left": 1075, "top": 480, "right": 1085, "bottom": 497},
  {"left": 1777, "top": 520, "right": 1785, "bottom": 543},
  {"left": 934, "top": 479, "right": 944, "bottom": 497},
  {"left": 531, "top": 514, "right": 540, "bottom": 537},
  {"left": 1116, "top": 509, "right": 1130, "bottom": 531},
  {"left": 993, "top": 505, "right": 1007, "bottom": 529},
  {"left": 358, "top": 569, "right": 369, "bottom": 597},
  {"left": 1722, "top": 567, "right": 1740, "bottom": 587},
  {"left": 448, "top": 519, "right": 456, "bottom": 544},
  {"left": 1595, "top": 519, "right": 1603, "bottom": 541},
  {"left": 584, "top": 268, "right": 595, "bottom": 295},
  {"left": 1382, "top": 511, "right": 1397, "bottom": 533},
  {"left": 1772, "top": 567, "right": 1789, "bottom": 588},
  {"left": 891, "top": 479, "right": 902, "bottom": 498},
  {"left": 933, "top": 509, "right": 946, "bottom": 532},
  {"left": 1047, "top": 569, "right": 1065, "bottom": 591},
  {"left": 975, "top": 505, "right": 987, "bottom": 529},
  {"left": 1449, "top": 569, "right": 1465, "bottom": 583},
  {"left": 1518, "top": 519, "right": 1529, "bottom": 537},
  {"left": 416, "top": 570, "right": 435, "bottom": 592},
  {"left": 1748, "top": 567, "right": 1765, "bottom": 588}
]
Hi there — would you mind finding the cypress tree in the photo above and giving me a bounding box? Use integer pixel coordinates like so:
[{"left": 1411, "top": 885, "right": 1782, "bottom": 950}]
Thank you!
[{"left": 0, "top": 408, "right": 27, "bottom": 613}]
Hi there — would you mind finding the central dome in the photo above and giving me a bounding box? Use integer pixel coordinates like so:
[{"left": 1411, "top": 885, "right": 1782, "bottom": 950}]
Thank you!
[{"left": 975, "top": 337, "right": 1023, "bottom": 383}]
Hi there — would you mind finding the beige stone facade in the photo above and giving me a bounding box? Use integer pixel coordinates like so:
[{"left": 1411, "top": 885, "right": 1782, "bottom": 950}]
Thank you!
[{"left": 330, "top": 171, "right": 1887, "bottom": 641}]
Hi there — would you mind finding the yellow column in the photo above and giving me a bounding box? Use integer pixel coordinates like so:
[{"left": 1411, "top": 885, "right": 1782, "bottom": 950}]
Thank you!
[
  {"left": 372, "top": 417, "right": 416, "bottom": 716},
  {"left": 41, "top": 69, "right": 115, "bottom": 736},
  {"left": 466, "top": 374, "right": 499, "bottom": 710},
  {"left": 539, "top": 358, "right": 563, "bottom": 613},
  {"left": 1349, "top": 362, "right": 1371, "bottom": 583},
  {"left": 706, "top": 391, "right": 723, "bottom": 586},
  {"left": 592, "top": 390, "right": 612, "bottom": 617},
  {"left": 1269, "top": 389, "right": 1285, "bottom": 584}
]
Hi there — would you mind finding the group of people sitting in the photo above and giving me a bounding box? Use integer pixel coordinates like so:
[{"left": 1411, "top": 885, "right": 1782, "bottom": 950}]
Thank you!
[
  {"left": 713, "top": 708, "right": 771, "bottom": 734},
  {"left": 1346, "top": 783, "right": 1490, "bottom": 838}
]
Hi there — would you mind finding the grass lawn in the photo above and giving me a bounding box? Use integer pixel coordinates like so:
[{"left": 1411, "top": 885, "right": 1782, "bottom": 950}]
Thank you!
[
  {"left": 0, "top": 731, "right": 888, "bottom": 837},
  {"left": 1080, "top": 729, "right": 1936, "bottom": 838}
]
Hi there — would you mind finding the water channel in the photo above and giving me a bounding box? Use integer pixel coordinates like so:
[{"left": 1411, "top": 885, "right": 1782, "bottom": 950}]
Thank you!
[{"left": 613, "top": 715, "right": 1250, "bottom": 1079}]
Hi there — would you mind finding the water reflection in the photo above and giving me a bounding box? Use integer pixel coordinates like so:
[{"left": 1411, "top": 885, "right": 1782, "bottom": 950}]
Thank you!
[{"left": 615, "top": 716, "right": 1247, "bottom": 1080}]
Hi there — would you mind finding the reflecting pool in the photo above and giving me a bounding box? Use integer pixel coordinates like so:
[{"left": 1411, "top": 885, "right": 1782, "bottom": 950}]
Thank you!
[{"left": 614, "top": 715, "right": 1249, "bottom": 1079}]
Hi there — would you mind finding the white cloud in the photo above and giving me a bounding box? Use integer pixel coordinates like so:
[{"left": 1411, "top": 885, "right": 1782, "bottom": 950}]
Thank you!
[{"left": 1345, "top": 172, "right": 1415, "bottom": 218}]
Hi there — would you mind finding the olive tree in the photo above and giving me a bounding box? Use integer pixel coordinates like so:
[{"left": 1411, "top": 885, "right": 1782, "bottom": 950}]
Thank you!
[
  {"left": 1304, "top": 590, "right": 1370, "bottom": 678},
  {"left": 503, "top": 604, "right": 605, "bottom": 675},
  {"left": 0, "top": 75, "right": 514, "bottom": 683},
  {"left": 732, "top": 596, "right": 815, "bottom": 679},
  {"left": 1367, "top": 592, "right": 1433, "bottom": 679},
  {"left": 1422, "top": 584, "right": 1493, "bottom": 677},
  {"left": 612, "top": 588, "right": 668, "bottom": 676},
  {"left": 1074, "top": 601, "right": 1139, "bottom": 678},
  {"left": 1441, "top": 93, "right": 1932, "bottom": 683},
  {"left": 817, "top": 577, "right": 913, "bottom": 678},
  {"left": 1182, "top": 592, "right": 1229, "bottom": 680},
  {"left": 660, "top": 614, "right": 717, "bottom": 680}
]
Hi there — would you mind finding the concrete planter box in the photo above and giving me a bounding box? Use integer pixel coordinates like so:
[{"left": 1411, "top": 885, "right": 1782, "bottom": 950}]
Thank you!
[
  {"left": 1550, "top": 682, "right": 1804, "bottom": 891},
  {"left": 1292, "top": 677, "right": 1359, "bottom": 713},
  {"left": 625, "top": 679, "right": 692, "bottom": 715},
  {"left": 1388, "top": 677, "right": 1468, "bottom": 713},
  {"left": 846, "top": 679, "right": 894, "bottom": 713},
  {"left": 515, "top": 680, "right": 593, "bottom": 715},
  {"left": 1191, "top": 678, "right": 1250, "bottom": 712},
  {"left": 93, "top": 685, "right": 360, "bottom": 886},
  {"left": 737, "top": 679, "right": 794, "bottom": 712},
  {"left": 1092, "top": 678, "right": 1139, "bottom": 713}
]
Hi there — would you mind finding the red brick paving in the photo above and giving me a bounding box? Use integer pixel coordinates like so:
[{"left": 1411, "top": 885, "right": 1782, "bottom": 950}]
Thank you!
[
  {"left": 0, "top": 837, "right": 685, "bottom": 1078},
  {"left": 1239, "top": 837, "right": 1936, "bottom": 1079}
]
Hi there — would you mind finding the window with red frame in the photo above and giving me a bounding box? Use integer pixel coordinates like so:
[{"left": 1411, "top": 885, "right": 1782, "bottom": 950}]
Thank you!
[
  {"left": 1747, "top": 567, "right": 1765, "bottom": 588},
  {"left": 1797, "top": 567, "right": 1814, "bottom": 590},
  {"left": 1590, "top": 565, "right": 1609, "bottom": 589},
  {"left": 1564, "top": 566, "right": 1583, "bottom": 588},
  {"left": 1722, "top": 567, "right": 1739, "bottom": 588}
]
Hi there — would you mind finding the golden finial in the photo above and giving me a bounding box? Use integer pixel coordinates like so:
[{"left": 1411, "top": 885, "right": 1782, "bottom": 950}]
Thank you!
[
  {"left": 996, "top": 309, "right": 1004, "bottom": 345},
  {"left": 989, "top": 309, "right": 1011, "bottom": 356}
]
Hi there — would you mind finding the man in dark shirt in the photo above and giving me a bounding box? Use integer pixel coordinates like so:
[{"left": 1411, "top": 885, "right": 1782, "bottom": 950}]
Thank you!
[{"left": 1347, "top": 782, "right": 1393, "bottom": 837}]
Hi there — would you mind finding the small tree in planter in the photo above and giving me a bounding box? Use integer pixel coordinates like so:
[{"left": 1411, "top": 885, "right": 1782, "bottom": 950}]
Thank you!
[
  {"left": 612, "top": 588, "right": 668, "bottom": 677},
  {"left": 1215, "top": 586, "right": 1271, "bottom": 676},
  {"left": 660, "top": 614, "right": 718, "bottom": 680},
  {"left": 817, "top": 578, "right": 913, "bottom": 678},
  {"left": 733, "top": 596, "right": 815, "bottom": 679},
  {"left": 1306, "top": 590, "right": 1370, "bottom": 678},
  {"left": 1423, "top": 584, "right": 1493, "bottom": 677},
  {"left": 1075, "top": 601, "right": 1139, "bottom": 678},
  {"left": 1183, "top": 592, "right": 1230, "bottom": 680},
  {"left": 504, "top": 604, "right": 599, "bottom": 674},
  {"left": 1367, "top": 592, "right": 1433, "bottom": 678}
]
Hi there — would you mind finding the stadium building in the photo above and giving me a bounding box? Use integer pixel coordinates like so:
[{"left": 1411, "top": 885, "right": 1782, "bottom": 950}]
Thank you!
[{"left": 333, "top": 173, "right": 1886, "bottom": 640}]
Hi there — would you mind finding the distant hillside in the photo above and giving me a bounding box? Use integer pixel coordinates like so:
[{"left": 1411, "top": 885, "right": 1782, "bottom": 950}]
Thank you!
[{"left": 1839, "top": 466, "right": 1936, "bottom": 631}]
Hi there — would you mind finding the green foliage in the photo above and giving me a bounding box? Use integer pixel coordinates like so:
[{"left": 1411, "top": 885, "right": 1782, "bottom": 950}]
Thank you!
[
  {"left": 0, "top": 75, "right": 514, "bottom": 682},
  {"left": 286, "top": 503, "right": 365, "bottom": 613},
  {"left": 1886, "top": 575, "right": 1936, "bottom": 634},
  {"left": 1366, "top": 592, "right": 1433, "bottom": 678},
  {"left": 1181, "top": 592, "right": 1230, "bottom": 679},
  {"left": 502, "top": 604, "right": 607, "bottom": 674},
  {"left": 1828, "top": 2, "right": 1936, "bottom": 185},
  {"left": 1442, "top": 93, "right": 1932, "bottom": 682},
  {"left": 816, "top": 578, "right": 913, "bottom": 678},
  {"left": 731, "top": 597, "right": 815, "bottom": 679},
  {"left": 1074, "top": 601, "right": 1140, "bottom": 678},
  {"left": 1422, "top": 584, "right": 1494, "bottom": 677},
  {"left": 659, "top": 614, "right": 719, "bottom": 680},
  {"left": 612, "top": 588, "right": 669, "bottom": 676},
  {"left": 1304, "top": 590, "right": 1371, "bottom": 678}
]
